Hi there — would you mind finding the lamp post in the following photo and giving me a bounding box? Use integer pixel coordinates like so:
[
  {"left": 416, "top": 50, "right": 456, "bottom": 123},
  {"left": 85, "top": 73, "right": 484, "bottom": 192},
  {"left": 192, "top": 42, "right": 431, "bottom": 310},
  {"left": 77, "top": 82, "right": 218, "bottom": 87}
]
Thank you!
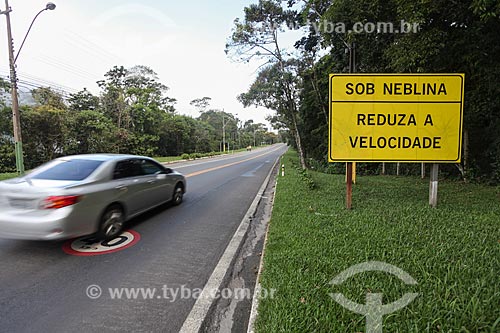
[
  {"left": 1, "top": 1, "right": 56, "bottom": 175},
  {"left": 221, "top": 109, "right": 226, "bottom": 153}
]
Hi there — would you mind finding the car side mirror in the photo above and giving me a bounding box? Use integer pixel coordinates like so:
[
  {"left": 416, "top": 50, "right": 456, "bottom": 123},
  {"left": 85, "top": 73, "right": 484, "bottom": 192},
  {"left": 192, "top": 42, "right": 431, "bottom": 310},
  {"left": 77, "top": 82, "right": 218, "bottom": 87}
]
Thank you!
[
  {"left": 163, "top": 168, "right": 173, "bottom": 174},
  {"left": 156, "top": 174, "right": 167, "bottom": 180}
]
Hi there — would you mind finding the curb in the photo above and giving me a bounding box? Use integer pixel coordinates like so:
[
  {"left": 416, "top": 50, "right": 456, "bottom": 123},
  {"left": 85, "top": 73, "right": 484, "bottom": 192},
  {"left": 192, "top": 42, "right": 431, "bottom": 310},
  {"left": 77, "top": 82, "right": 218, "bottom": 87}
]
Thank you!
[
  {"left": 246, "top": 157, "right": 279, "bottom": 333},
  {"left": 179, "top": 153, "right": 281, "bottom": 333}
]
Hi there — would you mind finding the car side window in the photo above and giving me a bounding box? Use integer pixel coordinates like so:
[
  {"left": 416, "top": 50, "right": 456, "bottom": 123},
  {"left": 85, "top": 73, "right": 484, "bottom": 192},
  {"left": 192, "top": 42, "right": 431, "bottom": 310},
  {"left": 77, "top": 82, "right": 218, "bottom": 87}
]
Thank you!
[
  {"left": 113, "top": 160, "right": 143, "bottom": 179},
  {"left": 140, "top": 159, "right": 164, "bottom": 175}
]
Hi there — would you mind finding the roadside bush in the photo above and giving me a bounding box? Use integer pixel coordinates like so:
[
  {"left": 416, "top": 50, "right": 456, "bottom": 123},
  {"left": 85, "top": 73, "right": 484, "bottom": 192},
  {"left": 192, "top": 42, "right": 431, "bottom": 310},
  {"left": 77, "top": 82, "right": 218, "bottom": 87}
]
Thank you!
[
  {"left": 288, "top": 157, "right": 317, "bottom": 190},
  {"left": 0, "top": 139, "right": 15, "bottom": 173}
]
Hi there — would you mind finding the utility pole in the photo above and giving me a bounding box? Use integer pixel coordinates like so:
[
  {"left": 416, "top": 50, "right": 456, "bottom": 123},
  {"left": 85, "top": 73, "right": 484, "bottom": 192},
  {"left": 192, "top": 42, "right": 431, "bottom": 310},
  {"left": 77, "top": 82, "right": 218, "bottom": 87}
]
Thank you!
[
  {"left": 1, "top": 1, "right": 56, "bottom": 175},
  {"left": 222, "top": 109, "right": 226, "bottom": 153},
  {"left": 235, "top": 114, "right": 241, "bottom": 150},
  {"left": 238, "top": 128, "right": 241, "bottom": 150},
  {"left": 345, "top": 42, "right": 356, "bottom": 210},
  {"left": 2, "top": 0, "right": 24, "bottom": 174}
]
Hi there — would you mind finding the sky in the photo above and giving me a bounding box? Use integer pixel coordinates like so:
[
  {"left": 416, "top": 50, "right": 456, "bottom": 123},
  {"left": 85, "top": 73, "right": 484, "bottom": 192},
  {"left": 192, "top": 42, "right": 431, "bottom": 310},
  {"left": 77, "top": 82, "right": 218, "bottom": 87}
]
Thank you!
[{"left": 0, "top": 0, "right": 302, "bottom": 128}]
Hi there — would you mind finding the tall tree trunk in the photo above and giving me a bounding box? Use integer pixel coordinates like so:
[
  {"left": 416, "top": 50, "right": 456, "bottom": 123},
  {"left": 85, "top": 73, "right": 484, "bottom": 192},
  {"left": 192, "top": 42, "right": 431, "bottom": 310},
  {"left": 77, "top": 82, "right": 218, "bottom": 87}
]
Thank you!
[
  {"left": 290, "top": 110, "right": 307, "bottom": 169},
  {"left": 277, "top": 56, "right": 307, "bottom": 169},
  {"left": 282, "top": 76, "right": 307, "bottom": 169},
  {"left": 309, "top": 58, "right": 328, "bottom": 123}
]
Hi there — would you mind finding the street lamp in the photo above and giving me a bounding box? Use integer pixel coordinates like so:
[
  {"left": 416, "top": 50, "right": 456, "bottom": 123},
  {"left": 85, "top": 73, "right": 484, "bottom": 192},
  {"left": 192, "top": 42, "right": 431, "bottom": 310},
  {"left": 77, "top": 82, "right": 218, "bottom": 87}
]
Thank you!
[
  {"left": 15, "top": 2, "right": 56, "bottom": 63},
  {"left": 1, "top": 1, "right": 56, "bottom": 175}
]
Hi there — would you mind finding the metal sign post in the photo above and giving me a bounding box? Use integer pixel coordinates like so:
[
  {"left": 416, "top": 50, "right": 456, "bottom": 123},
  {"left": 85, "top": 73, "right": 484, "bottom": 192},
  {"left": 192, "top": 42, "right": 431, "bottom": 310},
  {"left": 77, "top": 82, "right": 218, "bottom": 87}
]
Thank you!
[{"left": 346, "top": 162, "right": 353, "bottom": 209}]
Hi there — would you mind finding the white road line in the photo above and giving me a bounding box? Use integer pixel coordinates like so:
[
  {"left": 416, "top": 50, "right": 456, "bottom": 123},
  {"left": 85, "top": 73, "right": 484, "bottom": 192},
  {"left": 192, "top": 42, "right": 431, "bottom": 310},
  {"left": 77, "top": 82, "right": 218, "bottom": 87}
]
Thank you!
[{"left": 179, "top": 150, "right": 282, "bottom": 333}]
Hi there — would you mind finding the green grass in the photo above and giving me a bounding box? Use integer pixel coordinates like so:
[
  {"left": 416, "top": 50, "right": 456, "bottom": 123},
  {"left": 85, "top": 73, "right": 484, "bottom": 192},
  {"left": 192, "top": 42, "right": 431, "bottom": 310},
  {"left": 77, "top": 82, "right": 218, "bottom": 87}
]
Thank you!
[
  {"left": 0, "top": 173, "right": 17, "bottom": 181},
  {"left": 154, "top": 146, "right": 263, "bottom": 163},
  {"left": 154, "top": 156, "right": 184, "bottom": 163},
  {"left": 256, "top": 150, "right": 500, "bottom": 332}
]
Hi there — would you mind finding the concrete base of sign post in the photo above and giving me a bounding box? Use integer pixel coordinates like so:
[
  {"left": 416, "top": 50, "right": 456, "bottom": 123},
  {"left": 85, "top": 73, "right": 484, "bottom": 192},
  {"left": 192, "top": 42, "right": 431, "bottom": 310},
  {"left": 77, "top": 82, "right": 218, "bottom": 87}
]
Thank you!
[{"left": 429, "top": 164, "right": 439, "bottom": 208}]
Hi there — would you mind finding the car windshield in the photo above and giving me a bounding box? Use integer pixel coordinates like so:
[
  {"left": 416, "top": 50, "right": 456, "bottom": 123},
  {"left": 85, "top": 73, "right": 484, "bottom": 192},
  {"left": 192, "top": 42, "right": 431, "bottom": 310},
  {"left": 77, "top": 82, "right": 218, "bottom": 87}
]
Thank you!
[{"left": 29, "top": 159, "right": 105, "bottom": 181}]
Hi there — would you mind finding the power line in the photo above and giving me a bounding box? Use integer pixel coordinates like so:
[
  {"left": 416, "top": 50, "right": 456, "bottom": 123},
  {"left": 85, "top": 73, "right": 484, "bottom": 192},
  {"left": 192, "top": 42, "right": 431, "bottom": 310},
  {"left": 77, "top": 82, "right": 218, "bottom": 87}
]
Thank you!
[
  {"left": 34, "top": 55, "right": 99, "bottom": 81},
  {"left": 0, "top": 69, "right": 79, "bottom": 94},
  {"left": 63, "top": 30, "right": 123, "bottom": 64},
  {"left": 0, "top": 73, "right": 78, "bottom": 99}
]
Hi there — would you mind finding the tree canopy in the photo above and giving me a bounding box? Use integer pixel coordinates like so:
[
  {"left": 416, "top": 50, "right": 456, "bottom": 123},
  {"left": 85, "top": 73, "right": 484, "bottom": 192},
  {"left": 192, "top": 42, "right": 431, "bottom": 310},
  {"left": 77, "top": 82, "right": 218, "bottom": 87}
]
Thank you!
[
  {"left": 229, "top": 0, "right": 500, "bottom": 182},
  {"left": 0, "top": 65, "right": 278, "bottom": 172}
]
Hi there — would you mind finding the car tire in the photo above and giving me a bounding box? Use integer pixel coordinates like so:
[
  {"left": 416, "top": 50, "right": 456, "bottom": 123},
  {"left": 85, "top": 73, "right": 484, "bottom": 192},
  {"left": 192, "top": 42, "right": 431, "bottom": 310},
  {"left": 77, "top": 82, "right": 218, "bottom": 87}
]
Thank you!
[
  {"left": 97, "top": 204, "right": 125, "bottom": 241},
  {"left": 172, "top": 184, "right": 184, "bottom": 206}
]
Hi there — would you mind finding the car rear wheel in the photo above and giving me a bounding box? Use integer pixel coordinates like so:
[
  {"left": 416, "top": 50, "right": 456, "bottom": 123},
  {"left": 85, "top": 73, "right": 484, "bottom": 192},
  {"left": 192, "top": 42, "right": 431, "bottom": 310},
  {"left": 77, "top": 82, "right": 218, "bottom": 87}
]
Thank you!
[
  {"left": 172, "top": 184, "right": 184, "bottom": 206},
  {"left": 97, "top": 205, "right": 124, "bottom": 240}
]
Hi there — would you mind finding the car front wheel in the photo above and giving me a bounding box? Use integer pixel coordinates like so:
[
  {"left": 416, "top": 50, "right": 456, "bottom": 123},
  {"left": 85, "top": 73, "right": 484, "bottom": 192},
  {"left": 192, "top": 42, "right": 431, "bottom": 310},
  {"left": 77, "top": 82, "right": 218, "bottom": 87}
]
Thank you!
[
  {"left": 97, "top": 205, "right": 125, "bottom": 240},
  {"left": 172, "top": 185, "right": 184, "bottom": 206}
]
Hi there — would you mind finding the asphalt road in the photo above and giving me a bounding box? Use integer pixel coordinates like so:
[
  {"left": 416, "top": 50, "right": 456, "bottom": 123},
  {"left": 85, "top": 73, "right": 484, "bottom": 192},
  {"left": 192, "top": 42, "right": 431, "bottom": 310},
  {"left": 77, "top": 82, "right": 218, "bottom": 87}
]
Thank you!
[{"left": 0, "top": 143, "right": 288, "bottom": 333}]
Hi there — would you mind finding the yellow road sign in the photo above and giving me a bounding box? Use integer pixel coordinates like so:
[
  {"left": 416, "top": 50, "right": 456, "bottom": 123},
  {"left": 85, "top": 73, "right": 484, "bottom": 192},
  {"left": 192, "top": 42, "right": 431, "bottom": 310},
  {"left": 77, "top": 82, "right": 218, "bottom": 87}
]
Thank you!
[{"left": 329, "top": 74, "right": 464, "bottom": 163}]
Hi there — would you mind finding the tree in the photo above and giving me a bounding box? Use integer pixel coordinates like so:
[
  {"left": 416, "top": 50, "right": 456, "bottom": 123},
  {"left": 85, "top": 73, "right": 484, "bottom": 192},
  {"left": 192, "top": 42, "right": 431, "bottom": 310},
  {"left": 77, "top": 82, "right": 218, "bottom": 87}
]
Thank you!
[
  {"left": 0, "top": 105, "right": 14, "bottom": 172},
  {"left": 64, "top": 110, "right": 118, "bottom": 155},
  {"left": 238, "top": 59, "right": 303, "bottom": 145},
  {"left": 198, "top": 109, "right": 238, "bottom": 150},
  {"left": 160, "top": 115, "right": 196, "bottom": 156},
  {"left": 21, "top": 106, "right": 67, "bottom": 168},
  {"left": 97, "top": 65, "right": 177, "bottom": 155},
  {"left": 190, "top": 97, "right": 212, "bottom": 113},
  {"left": 226, "top": 0, "right": 307, "bottom": 168},
  {"left": 68, "top": 88, "right": 100, "bottom": 111},
  {"left": 124, "top": 65, "right": 176, "bottom": 114},
  {"left": 269, "top": 0, "right": 500, "bottom": 181},
  {"left": 98, "top": 66, "right": 129, "bottom": 132},
  {"left": 31, "top": 87, "right": 67, "bottom": 110},
  {"left": 383, "top": 0, "right": 500, "bottom": 181},
  {"left": 0, "top": 77, "right": 10, "bottom": 106}
]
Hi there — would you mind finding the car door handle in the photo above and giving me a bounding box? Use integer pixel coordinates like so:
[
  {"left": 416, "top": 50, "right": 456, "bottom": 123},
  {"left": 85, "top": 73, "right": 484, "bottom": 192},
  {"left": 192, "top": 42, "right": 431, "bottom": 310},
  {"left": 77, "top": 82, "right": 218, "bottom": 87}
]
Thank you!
[
  {"left": 115, "top": 185, "right": 128, "bottom": 192},
  {"left": 147, "top": 180, "right": 156, "bottom": 184}
]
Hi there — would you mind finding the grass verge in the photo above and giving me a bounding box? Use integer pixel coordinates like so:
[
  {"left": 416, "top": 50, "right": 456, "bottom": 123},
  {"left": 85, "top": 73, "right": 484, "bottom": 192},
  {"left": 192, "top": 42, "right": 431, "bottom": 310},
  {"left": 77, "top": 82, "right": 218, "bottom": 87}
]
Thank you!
[
  {"left": 155, "top": 146, "right": 263, "bottom": 163},
  {"left": 0, "top": 173, "right": 17, "bottom": 181},
  {"left": 256, "top": 150, "right": 500, "bottom": 332},
  {"left": 154, "top": 156, "right": 184, "bottom": 163}
]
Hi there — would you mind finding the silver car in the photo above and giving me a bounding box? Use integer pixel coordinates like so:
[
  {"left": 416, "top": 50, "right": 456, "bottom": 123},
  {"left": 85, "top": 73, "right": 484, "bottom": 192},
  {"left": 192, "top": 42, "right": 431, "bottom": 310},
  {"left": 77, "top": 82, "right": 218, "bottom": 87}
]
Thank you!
[{"left": 0, "top": 154, "right": 186, "bottom": 241}]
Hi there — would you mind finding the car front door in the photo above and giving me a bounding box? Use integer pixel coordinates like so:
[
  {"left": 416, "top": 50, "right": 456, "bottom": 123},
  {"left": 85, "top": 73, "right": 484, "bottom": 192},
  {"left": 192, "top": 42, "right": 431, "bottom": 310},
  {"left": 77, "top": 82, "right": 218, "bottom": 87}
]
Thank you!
[{"left": 137, "top": 159, "right": 175, "bottom": 207}]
